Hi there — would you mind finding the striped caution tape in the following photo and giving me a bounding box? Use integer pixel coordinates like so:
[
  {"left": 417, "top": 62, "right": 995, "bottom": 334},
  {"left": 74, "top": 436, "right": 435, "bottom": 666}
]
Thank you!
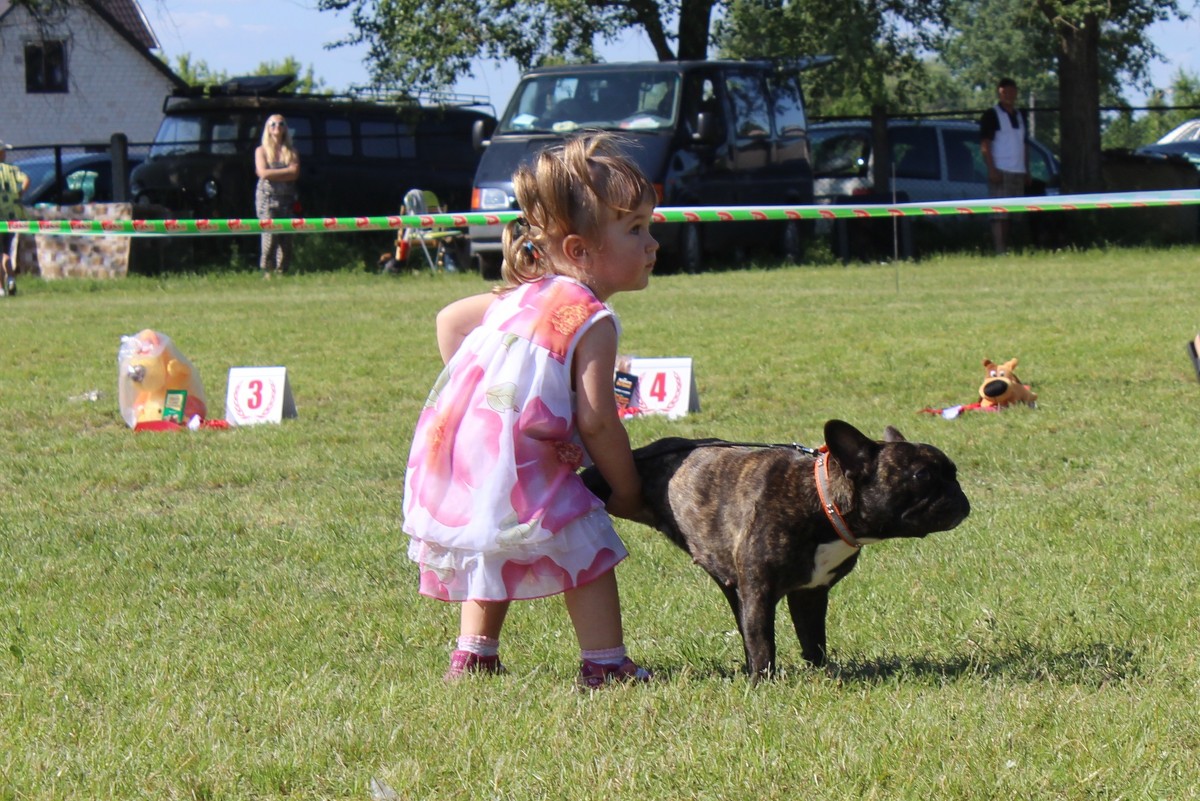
[{"left": 2, "top": 189, "right": 1198, "bottom": 237}]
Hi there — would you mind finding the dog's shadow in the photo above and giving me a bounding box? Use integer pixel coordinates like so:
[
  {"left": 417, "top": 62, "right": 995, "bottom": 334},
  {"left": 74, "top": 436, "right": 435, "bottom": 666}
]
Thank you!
[
  {"left": 827, "top": 640, "right": 1142, "bottom": 686},
  {"left": 658, "top": 641, "right": 1142, "bottom": 686}
]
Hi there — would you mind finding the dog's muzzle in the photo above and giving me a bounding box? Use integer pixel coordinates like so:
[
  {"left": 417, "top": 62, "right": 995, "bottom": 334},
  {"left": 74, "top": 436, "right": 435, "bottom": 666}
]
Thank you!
[{"left": 982, "top": 379, "right": 1010, "bottom": 399}]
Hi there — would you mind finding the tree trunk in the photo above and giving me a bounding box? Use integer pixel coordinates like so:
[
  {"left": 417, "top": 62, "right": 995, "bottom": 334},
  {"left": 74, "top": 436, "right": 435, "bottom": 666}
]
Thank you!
[
  {"left": 677, "top": 0, "right": 716, "bottom": 60},
  {"left": 1056, "top": 13, "right": 1103, "bottom": 193}
]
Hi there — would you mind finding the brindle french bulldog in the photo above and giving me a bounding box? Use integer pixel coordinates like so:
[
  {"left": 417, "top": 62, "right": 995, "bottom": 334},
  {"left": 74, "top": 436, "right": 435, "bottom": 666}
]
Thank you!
[{"left": 582, "top": 419, "right": 970, "bottom": 679}]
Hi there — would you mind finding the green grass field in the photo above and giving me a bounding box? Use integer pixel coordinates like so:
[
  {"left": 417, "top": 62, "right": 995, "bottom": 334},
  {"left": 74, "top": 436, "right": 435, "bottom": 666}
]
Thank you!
[{"left": 3, "top": 245, "right": 1200, "bottom": 799}]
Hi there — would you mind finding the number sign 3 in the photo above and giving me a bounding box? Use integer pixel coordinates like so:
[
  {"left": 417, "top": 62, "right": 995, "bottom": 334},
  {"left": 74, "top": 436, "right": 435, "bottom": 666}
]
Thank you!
[{"left": 225, "top": 367, "right": 297, "bottom": 425}]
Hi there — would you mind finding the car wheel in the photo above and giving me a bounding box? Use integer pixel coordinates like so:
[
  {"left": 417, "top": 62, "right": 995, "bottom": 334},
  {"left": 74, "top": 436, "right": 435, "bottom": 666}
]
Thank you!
[
  {"left": 680, "top": 224, "right": 703, "bottom": 274},
  {"left": 475, "top": 253, "right": 502, "bottom": 281},
  {"left": 780, "top": 220, "right": 805, "bottom": 264}
]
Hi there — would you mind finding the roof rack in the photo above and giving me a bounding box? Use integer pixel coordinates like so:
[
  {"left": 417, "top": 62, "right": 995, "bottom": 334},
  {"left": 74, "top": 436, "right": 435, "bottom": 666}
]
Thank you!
[
  {"left": 346, "top": 85, "right": 493, "bottom": 110},
  {"left": 170, "top": 75, "right": 489, "bottom": 105}
]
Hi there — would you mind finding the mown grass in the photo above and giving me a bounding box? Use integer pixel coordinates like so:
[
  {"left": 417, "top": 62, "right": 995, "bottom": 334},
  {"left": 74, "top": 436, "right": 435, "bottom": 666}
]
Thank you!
[{"left": 3, "top": 245, "right": 1200, "bottom": 800}]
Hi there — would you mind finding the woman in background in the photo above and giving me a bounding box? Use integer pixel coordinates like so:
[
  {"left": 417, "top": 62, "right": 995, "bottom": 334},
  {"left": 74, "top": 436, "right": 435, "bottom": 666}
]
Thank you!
[{"left": 254, "top": 115, "right": 299, "bottom": 277}]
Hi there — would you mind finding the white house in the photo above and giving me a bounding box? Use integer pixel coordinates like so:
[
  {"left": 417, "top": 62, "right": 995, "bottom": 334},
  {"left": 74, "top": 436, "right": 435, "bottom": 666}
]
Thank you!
[{"left": 0, "top": 0, "right": 184, "bottom": 147}]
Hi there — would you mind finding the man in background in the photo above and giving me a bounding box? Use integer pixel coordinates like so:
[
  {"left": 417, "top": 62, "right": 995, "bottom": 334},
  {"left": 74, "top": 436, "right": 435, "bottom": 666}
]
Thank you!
[{"left": 979, "top": 78, "right": 1030, "bottom": 255}]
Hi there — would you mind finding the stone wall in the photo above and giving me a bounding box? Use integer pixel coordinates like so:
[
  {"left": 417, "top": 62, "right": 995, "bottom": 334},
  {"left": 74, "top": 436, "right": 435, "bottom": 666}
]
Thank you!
[{"left": 15, "top": 203, "right": 133, "bottom": 279}]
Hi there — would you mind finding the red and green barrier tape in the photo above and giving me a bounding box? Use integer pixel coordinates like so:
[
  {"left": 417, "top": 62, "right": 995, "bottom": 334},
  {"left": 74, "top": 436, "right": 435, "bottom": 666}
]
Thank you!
[{"left": 2, "top": 189, "right": 1198, "bottom": 237}]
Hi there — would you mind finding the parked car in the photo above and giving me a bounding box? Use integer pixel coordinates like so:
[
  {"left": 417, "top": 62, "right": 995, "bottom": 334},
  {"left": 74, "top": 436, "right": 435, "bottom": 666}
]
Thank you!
[
  {"left": 469, "top": 59, "right": 827, "bottom": 275},
  {"left": 1156, "top": 118, "right": 1200, "bottom": 144},
  {"left": 130, "top": 75, "right": 495, "bottom": 220},
  {"left": 17, "top": 151, "right": 145, "bottom": 206},
  {"left": 1134, "top": 140, "right": 1200, "bottom": 169},
  {"left": 809, "top": 118, "right": 1061, "bottom": 205}
]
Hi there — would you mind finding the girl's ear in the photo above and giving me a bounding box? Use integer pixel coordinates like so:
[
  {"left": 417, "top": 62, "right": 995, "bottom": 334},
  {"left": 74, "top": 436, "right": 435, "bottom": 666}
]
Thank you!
[{"left": 561, "top": 233, "right": 589, "bottom": 264}]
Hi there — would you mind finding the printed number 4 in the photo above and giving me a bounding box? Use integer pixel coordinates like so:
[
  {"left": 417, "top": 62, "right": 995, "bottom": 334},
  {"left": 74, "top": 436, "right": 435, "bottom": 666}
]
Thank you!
[{"left": 648, "top": 372, "right": 668, "bottom": 403}]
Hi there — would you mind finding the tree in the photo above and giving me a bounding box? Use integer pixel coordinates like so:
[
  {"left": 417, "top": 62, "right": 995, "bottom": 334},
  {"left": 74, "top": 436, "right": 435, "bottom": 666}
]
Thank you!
[
  {"left": 160, "top": 54, "right": 327, "bottom": 94},
  {"left": 934, "top": 0, "right": 1191, "bottom": 164},
  {"left": 316, "top": 0, "right": 720, "bottom": 91},
  {"left": 1104, "top": 69, "right": 1200, "bottom": 148},
  {"left": 717, "top": 0, "right": 939, "bottom": 116},
  {"left": 938, "top": 0, "right": 1184, "bottom": 191},
  {"left": 1032, "top": 0, "right": 1183, "bottom": 191},
  {"left": 166, "top": 53, "right": 226, "bottom": 87}
]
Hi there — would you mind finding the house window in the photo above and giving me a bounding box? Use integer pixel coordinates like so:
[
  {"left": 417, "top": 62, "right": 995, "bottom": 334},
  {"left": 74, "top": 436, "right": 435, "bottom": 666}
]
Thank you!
[{"left": 26, "top": 40, "right": 68, "bottom": 93}]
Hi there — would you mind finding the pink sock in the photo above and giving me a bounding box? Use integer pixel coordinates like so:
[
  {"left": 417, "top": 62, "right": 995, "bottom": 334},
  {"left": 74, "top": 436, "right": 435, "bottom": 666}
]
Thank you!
[
  {"left": 581, "top": 645, "right": 627, "bottom": 666},
  {"left": 457, "top": 635, "right": 499, "bottom": 657}
]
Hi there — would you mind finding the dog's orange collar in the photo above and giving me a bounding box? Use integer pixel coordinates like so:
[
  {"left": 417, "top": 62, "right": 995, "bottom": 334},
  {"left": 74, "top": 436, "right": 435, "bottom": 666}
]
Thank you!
[{"left": 815, "top": 447, "right": 860, "bottom": 549}]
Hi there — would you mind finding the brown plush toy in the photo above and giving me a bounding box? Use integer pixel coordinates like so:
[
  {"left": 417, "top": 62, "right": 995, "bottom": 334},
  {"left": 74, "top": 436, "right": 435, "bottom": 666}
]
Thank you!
[{"left": 979, "top": 358, "right": 1037, "bottom": 409}]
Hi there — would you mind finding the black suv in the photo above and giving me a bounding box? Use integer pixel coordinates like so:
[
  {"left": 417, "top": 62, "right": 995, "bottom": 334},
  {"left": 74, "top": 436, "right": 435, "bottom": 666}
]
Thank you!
[
  {"left": 130, "top": 76, "right": 495, "bottom": 220},
  {"left": 469, "top": 60, "right": 823, "bottom": 274}
]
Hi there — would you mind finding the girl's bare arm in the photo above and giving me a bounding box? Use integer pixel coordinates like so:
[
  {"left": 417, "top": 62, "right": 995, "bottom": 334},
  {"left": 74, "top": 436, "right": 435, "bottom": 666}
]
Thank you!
[
  {"left": 435, "top": 292, "right": 496, "bottom": 363},
  {"left": 573, "top": 318, "right": 642, "bottom": 519}
]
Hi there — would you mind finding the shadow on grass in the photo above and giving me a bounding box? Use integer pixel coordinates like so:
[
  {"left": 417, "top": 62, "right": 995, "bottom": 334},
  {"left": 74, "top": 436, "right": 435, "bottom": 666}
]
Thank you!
[
  {"left": 649, "top": 642, "right": 1143, "bottom": 686},
  {"left": 830, "top": 641, "right": 1143, "bottom": 686}
]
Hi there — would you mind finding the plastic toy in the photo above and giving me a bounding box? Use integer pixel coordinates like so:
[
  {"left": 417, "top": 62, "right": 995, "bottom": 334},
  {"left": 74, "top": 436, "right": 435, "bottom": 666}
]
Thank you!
[{"left": 117, "top": 329, "right": 208, "bottom": 429}]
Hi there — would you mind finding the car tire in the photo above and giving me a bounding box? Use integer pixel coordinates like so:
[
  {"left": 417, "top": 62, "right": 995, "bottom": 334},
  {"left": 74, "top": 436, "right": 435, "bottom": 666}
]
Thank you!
[
  {"left": 475, "top": 253, "right": 502, "bottom": 281},
  {"left": 680, "top": 224, "right": 703, "bottom": 274}
]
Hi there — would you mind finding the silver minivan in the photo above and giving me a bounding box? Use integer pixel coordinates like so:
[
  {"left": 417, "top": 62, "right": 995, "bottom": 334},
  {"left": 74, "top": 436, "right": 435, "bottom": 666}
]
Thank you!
[{"left": 809, "top": 118, "right": 1060, "bottom": 204}]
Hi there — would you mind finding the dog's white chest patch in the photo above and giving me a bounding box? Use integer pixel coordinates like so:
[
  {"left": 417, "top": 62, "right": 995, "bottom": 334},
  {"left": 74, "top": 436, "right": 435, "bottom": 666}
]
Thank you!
[{"left": 802, "top": 541, "right": 859, "bottom": 588}]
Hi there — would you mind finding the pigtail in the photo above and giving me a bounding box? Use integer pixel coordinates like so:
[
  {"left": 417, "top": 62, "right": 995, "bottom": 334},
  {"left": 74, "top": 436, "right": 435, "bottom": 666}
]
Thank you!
[
  {"left": 500, "top": 217, "right": 540, "bottom": 285},
  {"left": 501, "top": 162, "right": 552, "bottom": 285}
]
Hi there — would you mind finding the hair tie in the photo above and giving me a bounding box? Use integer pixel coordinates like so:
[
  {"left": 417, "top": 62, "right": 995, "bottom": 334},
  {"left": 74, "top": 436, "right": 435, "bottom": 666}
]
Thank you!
[{"left": 523, "top": 240, "right": 537, "bottom": 258}]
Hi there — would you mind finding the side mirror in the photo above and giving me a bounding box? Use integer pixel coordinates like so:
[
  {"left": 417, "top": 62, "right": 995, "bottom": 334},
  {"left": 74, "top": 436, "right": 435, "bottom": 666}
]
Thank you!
[{"left": 472, "top": 118, "right": 495, "bottom": 152}]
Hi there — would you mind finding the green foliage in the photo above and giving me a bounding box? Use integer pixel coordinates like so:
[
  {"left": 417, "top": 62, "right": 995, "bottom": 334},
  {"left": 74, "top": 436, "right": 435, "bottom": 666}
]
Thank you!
[
  {"left": 1103, "top": 70, "right": 1200, "bottom": 149},
  {"left": 160, "top": 53, "right": 327, "bottom": 93},
  {"left": 4, "top": 245, "right": 1200, "bottom": 798},
  {"left": 717, "top": 0, "right": 942, "bottom": 115},
  {"left": 316, "top": 0, "right": 719, "bottom": 92}
]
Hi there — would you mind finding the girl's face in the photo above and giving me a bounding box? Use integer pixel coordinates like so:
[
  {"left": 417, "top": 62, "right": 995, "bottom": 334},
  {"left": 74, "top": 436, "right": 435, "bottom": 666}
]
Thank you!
[
  {"left": 577, "top": 200, "right": 658, "bottom": 301},
  {"left": 267, "top": 116, "right": 287, "bottom": 138}
]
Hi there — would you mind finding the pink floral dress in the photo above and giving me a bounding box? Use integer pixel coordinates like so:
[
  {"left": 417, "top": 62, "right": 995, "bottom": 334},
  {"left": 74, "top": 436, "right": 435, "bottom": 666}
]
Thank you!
[{"left": 403, "top": 276, "right": 629, "bottom": 601}]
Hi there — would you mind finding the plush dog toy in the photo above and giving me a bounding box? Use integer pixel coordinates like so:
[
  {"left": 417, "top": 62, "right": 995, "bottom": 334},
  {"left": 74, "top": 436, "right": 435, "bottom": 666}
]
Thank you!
[
  {"left": 117, "top": 329, "right": 208, "bottom": 428},
  {"left": 978, "top": 357, "right": 1037, "bottom": 409},
  {"left": 921, "top": 356, "right": 1036, "bottom": 418}
]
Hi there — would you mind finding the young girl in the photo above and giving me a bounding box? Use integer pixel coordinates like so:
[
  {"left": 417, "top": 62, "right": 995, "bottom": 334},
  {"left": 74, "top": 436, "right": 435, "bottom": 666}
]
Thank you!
[
  {"left": 254, "top": 114, "right": 299, "bottom": 277},
  {"left": 403, "top": 133, "right": 658, "bottom": 688}
]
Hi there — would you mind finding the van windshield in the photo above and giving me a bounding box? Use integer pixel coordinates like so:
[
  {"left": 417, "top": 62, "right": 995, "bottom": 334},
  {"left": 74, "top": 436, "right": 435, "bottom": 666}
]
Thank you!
[
  {"left": 498, "top": 71, "right": 680, "bottom": 135},
  {"left": 149, "top": 113, "right": 245, "bottom": 158}
]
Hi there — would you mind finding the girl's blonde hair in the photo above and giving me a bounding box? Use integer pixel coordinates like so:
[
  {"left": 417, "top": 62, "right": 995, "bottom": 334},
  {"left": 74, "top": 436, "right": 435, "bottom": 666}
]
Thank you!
[
  {"left": 500, "top": 132, "right": 656, "bottom": 286},
  {"left": 260, "top": 115, "right": 296, "bottom": 166}
]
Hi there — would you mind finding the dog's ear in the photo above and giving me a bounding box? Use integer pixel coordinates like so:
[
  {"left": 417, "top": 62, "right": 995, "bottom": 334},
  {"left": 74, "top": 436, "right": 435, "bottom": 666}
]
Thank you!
[
  {"left": 883, "top": 426, "right": 906, "bottom": 443},
  {"left": 824, "top": 419, "right": 880, "bottom": 479}
]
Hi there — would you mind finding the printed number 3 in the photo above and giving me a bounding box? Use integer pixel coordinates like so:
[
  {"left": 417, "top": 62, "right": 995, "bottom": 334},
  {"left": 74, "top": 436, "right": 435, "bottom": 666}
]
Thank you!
[{"left": 246, "top": 379, "right": 264, "bottom": 410}]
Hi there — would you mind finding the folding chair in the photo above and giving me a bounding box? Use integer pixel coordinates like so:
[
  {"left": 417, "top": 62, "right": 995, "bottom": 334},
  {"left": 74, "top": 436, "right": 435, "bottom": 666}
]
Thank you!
[{"left": 395, "top": 188, "right": 462, "bottom": 271}]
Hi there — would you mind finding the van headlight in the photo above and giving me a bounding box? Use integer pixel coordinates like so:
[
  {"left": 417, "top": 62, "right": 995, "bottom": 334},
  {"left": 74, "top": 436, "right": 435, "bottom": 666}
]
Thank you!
[{"left": 476, "top": 188, "right": 510, "bottom": 210}]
